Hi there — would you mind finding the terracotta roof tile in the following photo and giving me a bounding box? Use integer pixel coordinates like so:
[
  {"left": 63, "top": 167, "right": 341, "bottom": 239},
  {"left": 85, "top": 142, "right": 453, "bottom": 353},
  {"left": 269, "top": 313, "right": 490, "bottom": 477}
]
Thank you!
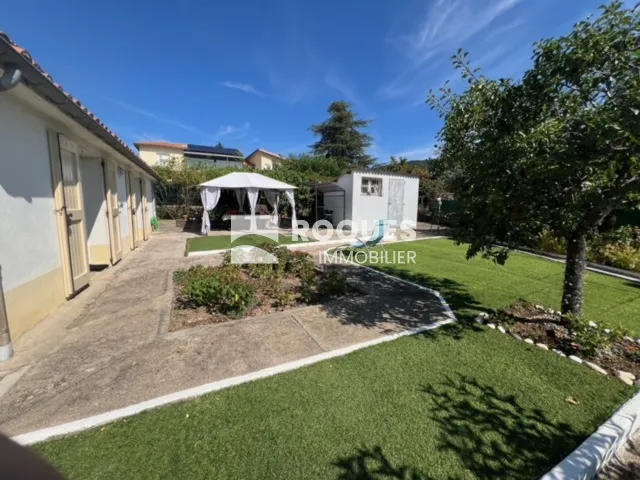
[{"left": 0, "top": 31, "right": 159, "bottom": 180}]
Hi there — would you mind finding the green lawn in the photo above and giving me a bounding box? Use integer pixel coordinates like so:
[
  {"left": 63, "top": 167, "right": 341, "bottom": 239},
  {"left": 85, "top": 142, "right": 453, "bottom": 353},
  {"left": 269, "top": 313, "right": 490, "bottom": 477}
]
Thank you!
[
  {"left": 35, "top": 327, "right": 631, "bottom": 480},
  {"left": 186, "top": 234, "right": 313, "bottom": 254},
  {"left": 369, "top": 238, "right": 640, "bottom": 332}
]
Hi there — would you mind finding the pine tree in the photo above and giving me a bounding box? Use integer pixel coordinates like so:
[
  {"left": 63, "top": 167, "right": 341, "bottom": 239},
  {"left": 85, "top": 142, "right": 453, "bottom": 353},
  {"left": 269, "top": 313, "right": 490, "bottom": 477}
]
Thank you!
[{"left": 309, "top": 101, "right": 374, "bottom": 168}]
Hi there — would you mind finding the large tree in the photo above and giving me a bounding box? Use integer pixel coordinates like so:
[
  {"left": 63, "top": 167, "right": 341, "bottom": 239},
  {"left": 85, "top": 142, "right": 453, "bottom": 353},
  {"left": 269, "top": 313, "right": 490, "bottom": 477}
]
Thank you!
[
  {"left": 310, "top": 101, "right": 374, "bottom": 168},
  {"left": 428, "top": 1, "right": 640, "bottom": 317}
]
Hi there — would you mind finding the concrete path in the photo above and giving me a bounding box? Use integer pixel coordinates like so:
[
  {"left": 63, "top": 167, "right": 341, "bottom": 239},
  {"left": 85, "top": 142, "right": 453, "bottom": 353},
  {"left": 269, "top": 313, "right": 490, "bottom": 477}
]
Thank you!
[{"left": 0, "top": 232, "right": 450, "bottom": 437}]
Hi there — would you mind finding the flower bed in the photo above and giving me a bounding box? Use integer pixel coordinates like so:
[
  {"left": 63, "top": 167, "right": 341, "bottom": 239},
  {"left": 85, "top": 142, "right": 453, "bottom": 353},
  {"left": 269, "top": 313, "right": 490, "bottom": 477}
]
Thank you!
[
  {"left": 478, "top": 299, "right": 640, "bottom": 385},
  {"left": 170, "top": 244, "right": 361, "bottom": 332}
]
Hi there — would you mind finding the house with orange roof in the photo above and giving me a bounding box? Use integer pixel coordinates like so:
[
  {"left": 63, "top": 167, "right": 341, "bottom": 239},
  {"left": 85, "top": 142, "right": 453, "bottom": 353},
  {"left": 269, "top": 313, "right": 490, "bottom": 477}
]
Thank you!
[
  {"left": 134, "top": 142, "right": 284, "bottom": 170},
  {"left": 0, "top": 32, "right": 161, "bottom": 353},
  {"left": 134, "top": 141, "right": 245, "bottom": 168}
]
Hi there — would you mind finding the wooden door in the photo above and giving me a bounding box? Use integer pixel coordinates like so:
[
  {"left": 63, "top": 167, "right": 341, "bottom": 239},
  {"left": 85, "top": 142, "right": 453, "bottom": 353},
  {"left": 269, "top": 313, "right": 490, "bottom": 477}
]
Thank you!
[
  {"left": 59, "top": 136, "right": 91, "bottom": 291},
  {"left": 105, "top": 162, "right": 123, "bottom": 264},
  {"left": 128, "top": 172, "right": 139, "bottom": 248},
  {"left": 139, "top": 179, "right": 149, "bottom": 240}
]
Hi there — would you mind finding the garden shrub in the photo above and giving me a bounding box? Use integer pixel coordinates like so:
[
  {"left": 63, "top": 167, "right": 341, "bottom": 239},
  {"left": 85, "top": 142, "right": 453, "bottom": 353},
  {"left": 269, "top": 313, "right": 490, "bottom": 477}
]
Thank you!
[
  {"left": 150, "top": 216, "right": 160, "bottom": 231},
  {"left": 318, "top": 270, "right": 349, "bottom": 297},
  {"left": 566, "top": 314, "right": 624, "bottom": 358},
  {"left": 181, "top": 265, "right": 257, "bottom": 317}
]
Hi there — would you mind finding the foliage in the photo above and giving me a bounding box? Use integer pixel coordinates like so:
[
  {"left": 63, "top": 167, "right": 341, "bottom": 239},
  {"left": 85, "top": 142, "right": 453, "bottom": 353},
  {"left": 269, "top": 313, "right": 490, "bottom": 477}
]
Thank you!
[
  {"left": 150, "top": 216, "right": 160, "bottom": 231},
  {"left": 317, "top": 269, "right": 349, "bottom": 297},
  {"left": 381, "top": 155, "right": 446, "bottom": 203},
  {"left": 565, "top": 314, "right": 624, "bottom": 358},
  {"left": 535, "top": 226, "right": 640, "bottom": 272},
  {"left": 180, "top": 265, "right": 257, "bottom": 317},
  {"left": 279, "top": 153, "right": 349, "bottom": 179},
  {"left": 153, "top": 157, "right": 242, "bottom": 216},
  {"left": 428, "top": 2, "right": 640, "bottom": 316},
  {"left": 536, "top": 229, "right": 568, "bottom": 255},
  {"left": 310, "top": 101, "right": 374, "bottom": 168}
]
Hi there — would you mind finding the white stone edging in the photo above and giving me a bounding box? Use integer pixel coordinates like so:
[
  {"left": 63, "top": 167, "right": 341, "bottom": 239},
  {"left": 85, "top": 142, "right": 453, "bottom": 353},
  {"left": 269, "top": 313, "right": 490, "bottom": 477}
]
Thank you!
[
  {"left": 539, "top": 390, "right": 640, "bottom": 480},
  {"left": 13, "top": 317, "right": 456, "bottom": 446}
]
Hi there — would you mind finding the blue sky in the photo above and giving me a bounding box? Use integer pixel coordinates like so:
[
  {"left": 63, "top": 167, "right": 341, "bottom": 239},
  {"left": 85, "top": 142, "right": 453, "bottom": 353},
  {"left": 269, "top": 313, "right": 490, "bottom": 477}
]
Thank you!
[{"left": 4, "top": 0, "right": 614, "bottom": 161}]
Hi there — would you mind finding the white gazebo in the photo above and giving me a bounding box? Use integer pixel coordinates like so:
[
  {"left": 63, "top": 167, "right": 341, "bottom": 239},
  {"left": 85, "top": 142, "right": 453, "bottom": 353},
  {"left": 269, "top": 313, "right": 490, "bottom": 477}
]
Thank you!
[{"left": 199, "top": 172, "right": 297, "bottom": 235}]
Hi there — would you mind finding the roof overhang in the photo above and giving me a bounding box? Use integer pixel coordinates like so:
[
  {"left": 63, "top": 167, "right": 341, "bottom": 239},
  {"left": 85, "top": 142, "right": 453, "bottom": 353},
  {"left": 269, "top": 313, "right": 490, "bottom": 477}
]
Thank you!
[{"left": 0, "top": 33, "right": 161, "bottom": 182}]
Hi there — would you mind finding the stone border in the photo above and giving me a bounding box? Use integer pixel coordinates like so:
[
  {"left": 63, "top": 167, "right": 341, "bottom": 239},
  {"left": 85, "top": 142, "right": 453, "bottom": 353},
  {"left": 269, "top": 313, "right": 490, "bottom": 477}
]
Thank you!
[
  {"left": 474, "top": 310, "right": 638, "bottom": 386},
  {"left": 473, "top": 312, "right": 640, "bottom": 479}
]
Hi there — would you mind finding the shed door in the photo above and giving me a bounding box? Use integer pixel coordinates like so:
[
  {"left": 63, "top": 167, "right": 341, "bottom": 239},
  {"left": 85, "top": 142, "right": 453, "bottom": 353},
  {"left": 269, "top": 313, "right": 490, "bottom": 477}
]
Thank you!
[
  {"left": 59, "top": 137, "right": 91, "bottom": 291},
  {"left": 387, "top": 178, "right": 405, "bottom": 226},
  {"left": 105, "top": 162, "right": 123, "bottom": 263}
]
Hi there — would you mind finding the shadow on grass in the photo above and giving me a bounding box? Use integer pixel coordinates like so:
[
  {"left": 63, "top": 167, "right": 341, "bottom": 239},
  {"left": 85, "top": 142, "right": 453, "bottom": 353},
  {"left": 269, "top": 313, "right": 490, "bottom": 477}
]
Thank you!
[
  {"left": 334, "top": 374, "right": 586, "bottom": 480},
  {"left": 423, "top": 374, "right": 583, "bottom": 479},
  {"left": 333, "top": 445, "right": 439, "bottom": 480},
  {"left": 319, "top": 263, "right": 482, "bottom": 334}
]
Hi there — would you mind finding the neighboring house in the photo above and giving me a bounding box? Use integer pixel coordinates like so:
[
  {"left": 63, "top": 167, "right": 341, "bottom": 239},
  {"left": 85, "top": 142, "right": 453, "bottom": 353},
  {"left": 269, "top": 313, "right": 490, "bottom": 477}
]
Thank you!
[
  {"left": 0, "top": 32, "right": 161, "bottom": 342},
  {"left": 313, "top": 171, "right": 419, "bottom": 233},
  {"left": 135, "top": 141, "right": 244, "bottom": 168},
  {"left": 244, "top": 149, "right": 284, "bottom": 170}
]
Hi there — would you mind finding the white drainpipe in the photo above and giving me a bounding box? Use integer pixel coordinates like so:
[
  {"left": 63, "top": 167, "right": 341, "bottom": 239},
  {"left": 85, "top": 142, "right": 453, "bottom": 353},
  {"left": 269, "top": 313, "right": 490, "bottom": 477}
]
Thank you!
[{"left": 0, "top": 266, "right": 13, "bottom": 361}]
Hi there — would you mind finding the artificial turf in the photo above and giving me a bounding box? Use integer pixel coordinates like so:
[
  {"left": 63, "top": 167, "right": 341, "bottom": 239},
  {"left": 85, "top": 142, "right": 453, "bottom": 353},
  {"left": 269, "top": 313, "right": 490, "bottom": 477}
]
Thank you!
[
  {"left": 186, "top": 234, "right": 312, "bottom": 253},
  {"left": 370, "top": 238, "right": 640, "bottom": 333},
  {"left": 34, "top": 326, "right": 632, "bottom": 480}
]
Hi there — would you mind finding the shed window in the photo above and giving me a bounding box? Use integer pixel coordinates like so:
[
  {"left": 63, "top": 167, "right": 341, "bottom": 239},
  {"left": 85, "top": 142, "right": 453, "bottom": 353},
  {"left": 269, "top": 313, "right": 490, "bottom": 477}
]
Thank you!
[{"left": 361, "top": 177, "right": 382, "bottom": 196}]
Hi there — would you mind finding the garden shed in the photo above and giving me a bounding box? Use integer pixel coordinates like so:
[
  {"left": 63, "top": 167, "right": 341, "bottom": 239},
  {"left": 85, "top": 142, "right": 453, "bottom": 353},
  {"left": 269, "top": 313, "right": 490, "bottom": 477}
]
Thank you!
[{"left": 313, "top": 170, "right": 419, "bottom": 233}]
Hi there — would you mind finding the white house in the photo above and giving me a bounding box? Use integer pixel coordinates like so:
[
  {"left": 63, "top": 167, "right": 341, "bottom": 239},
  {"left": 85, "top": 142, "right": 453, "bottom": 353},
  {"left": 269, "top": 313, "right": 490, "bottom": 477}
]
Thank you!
[
  {"left": 314, "top": 170, "right": 419, "bottom": 233},
  {"left": 0, "top": 32, "right": 160, "bottom": 348}
]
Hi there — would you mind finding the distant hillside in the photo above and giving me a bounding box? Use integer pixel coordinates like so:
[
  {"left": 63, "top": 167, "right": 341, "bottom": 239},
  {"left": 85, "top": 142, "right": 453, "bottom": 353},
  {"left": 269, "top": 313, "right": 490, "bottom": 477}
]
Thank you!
[{"left": 407, "top": 159, "right": 437, "bottom": 169}]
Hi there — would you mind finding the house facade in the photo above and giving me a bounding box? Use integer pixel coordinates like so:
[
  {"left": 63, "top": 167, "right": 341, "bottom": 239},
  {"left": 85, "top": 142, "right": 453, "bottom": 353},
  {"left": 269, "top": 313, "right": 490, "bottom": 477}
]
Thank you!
[
  {"left": 244, "top": 149, "right": 284, "bottom": 170},
  {"left": 315, "top": 171, "right": 419, "bottom": 233},
  {"left": 135, "top": 142, "right": 245, "bottom": 168},
  {"left": 0, "top": 32, "right": 159, "bottom": 348}
]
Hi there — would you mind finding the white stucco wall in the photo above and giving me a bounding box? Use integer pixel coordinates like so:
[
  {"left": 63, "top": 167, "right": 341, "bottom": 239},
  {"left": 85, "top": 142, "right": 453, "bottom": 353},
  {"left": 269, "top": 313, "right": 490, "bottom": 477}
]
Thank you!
[
  {"left": 80, "top": 157, "right": 110, "bottom": 258},
  {"left": 0, "top": 93, "right": 62, "bottom": 292},
  {"left": 116, "top": 167, "right": 130, "bottom": 238},
  {"left": 323, "top": 193, "right": 345, "bottom": 226}
]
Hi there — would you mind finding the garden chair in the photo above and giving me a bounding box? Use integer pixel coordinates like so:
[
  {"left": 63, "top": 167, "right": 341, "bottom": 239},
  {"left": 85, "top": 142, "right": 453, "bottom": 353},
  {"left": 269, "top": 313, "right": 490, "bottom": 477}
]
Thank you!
[{"left": 337, "top": 219, "right": 388, "bottom": 251}]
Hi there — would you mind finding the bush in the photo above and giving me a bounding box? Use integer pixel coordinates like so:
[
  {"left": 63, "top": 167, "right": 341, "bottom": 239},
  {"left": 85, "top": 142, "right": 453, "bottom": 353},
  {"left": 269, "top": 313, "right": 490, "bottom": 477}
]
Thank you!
[
  {"left": 566, "top": 315, "right": 624, "bottom": 358},
  {"left": 537, "top": 228, "right": 567, "bottom": 255},
  {"left": 150, "top": 216, "right": 160, "bottom": 231},
  {"left": 318, "top": 270, "right": 349, "bottom": 297},
  {"left": 180, "top": 265, "right": 257, "bottom": 317}
]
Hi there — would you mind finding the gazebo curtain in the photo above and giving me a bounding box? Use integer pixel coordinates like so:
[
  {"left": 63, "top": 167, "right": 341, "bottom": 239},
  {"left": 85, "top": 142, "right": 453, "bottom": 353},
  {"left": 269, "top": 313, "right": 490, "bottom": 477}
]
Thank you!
[
  {"left": 200, "top": 187, "right": 221, "bottom": 235},
  {"left": 264, "top": 190, "right": 279, "bottom": 227},
  {"left": 284, "top": 189, "right": 297, "bottom": 231},
  {"left": 200, "top": 185, "right": 297, "bottom": 235}
]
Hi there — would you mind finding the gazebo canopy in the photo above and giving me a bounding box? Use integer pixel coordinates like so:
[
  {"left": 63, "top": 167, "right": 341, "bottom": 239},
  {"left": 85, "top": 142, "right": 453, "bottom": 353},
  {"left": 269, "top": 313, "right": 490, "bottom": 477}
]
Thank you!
[
  {"left": 199, "top": 172, "right": 297, "bottom": 235},
  {"left": 199, "top": 172, "right": 297, "bottom": 190}
]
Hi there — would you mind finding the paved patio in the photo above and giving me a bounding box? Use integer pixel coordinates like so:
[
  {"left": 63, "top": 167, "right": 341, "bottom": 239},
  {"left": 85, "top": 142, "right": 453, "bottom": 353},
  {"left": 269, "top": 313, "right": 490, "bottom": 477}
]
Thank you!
[{"left": 0, "top": 231, "right": 450, "bottom": 437}]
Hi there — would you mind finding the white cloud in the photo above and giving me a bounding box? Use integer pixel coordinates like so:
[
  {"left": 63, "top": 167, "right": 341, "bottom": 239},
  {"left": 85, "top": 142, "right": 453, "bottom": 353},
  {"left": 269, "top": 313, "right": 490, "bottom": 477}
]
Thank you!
[
  {"left": 217, "top": 121, "right": 251, "bottom": 137},
  {"left": 394, "top": 144, "right": 438, "bottom": 159},
  {"left": 219, "top": 81, "right": 265, "bottom": 97},
  {"left": 380, "top": 0, "right": 523, "bottom": 100},
  {"left": 324, "top": 74, "right": 358, "bottom": 103},
  {"left": 402, "top": 0, "right": 521, "bottom": 65}
]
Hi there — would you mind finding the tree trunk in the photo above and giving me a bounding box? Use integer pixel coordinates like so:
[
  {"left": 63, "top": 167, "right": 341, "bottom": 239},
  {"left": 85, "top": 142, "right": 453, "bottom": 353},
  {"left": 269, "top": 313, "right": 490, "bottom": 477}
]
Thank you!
[{"left": 561, "top": 231, "right": 588, "bottom": 317}]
